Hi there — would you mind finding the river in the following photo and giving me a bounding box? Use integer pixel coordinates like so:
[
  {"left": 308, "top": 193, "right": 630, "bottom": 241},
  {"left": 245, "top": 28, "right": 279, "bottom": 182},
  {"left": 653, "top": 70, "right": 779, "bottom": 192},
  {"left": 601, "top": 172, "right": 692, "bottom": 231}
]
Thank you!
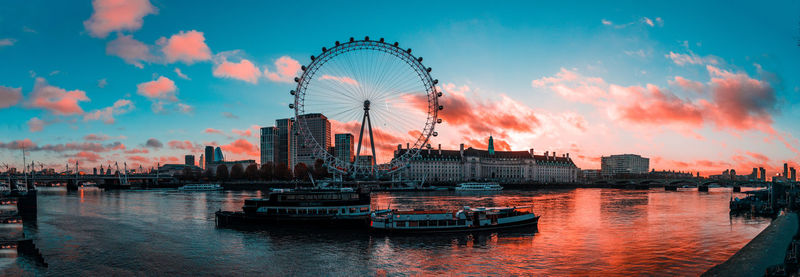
[{"left": 1, "top": 187, "right": 770, "bottom": 276}]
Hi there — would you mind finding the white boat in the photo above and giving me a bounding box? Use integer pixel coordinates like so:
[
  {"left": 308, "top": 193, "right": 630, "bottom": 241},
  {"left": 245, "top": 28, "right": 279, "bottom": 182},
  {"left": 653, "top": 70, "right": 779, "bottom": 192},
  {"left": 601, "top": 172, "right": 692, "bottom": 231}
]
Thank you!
[
  {"left": 455, "top": 182, "right": 503, "bottom": 191},
  {"left": 370, "top": 206, "right": 538, "bottom": 233},
  {"left": 178, "top": 184, "right": 222, "bottom": 191}
]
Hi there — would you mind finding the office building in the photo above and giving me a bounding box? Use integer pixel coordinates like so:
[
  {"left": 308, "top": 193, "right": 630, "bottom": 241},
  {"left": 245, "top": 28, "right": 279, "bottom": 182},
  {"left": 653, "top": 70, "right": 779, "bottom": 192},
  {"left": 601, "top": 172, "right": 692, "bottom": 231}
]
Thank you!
[
  {"left": 759, "top": 167, "right": 766, "bottom": 181},
  {"left": 214, "top": 147, "right": 224, "bottom": 162},
  {"left": 275, "top": 118, "right": 293, "bottom": 167},
  {"left": 204, "top": 146, "right": 214, "bottom": 169},
  {"left": 185, "top": 155, "right": 195, "bottom": 166},
  {"left": 199, "top": 154, "right": 204, "bottom": 170},
  {"left": 600, "top": 154, "right": 650, "bottom": 176},
  {"left": 335, "top": 133, "right": 355, "bottom": 163},
  {"left": 260, "top": 126, "right": 278, "bottom": 166},
  {"left": 785, "top": 163, "right": 789, "bottom": 179},
  {"left": 293, "top": 113, "right": 331, "bottom": 166},
  {"left": 792, "top": 167, "right": 797, "bottom": 182}
]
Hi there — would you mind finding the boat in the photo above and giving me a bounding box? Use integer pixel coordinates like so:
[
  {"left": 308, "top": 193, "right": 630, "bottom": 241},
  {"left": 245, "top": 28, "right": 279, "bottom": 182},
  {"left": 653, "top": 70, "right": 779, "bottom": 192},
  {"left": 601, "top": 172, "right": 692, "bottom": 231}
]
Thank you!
[
  {"left": 370, "top": 206, "right": 538, "bottom": 233},
  {"left": 178, "top": 184, "right": 222, "bottom": 191},
  {"left": 455, "top": 182, "right": 503, "bottom": 191},
  {"left": 215, "top": 187, "right": 372, "bottom": 227}
]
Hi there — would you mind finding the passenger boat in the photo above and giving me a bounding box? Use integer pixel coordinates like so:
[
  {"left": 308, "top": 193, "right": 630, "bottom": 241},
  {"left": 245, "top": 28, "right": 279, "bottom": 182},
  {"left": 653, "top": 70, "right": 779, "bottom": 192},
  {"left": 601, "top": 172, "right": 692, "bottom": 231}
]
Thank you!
[
  {"left": 455, "top": 182, "right": 503, "bottom": 191},
  {"left": 370, "top": 206, "right": 538, "bottom": 233},
  {"left": 215, "top": 187, "right": 372, "bottom": 227},
  {"left": 178, "top": 183, "right": 222, "bottom": 191}
]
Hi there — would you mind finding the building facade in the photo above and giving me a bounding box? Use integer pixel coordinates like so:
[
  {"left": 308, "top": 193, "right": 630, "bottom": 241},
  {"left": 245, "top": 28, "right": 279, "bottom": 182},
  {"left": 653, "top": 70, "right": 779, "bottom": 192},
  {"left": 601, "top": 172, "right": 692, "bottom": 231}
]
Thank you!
[
  {"left": 214, "top": 147, "right": 224, "bottom": 162},
  {"left": 600, "top": 154, "right": 649, "bottom": 176},
  {"left": 184, "top": 155, "right": 195, "bottom": 166},
  {"left": 275, "top": 118, "right": 293, "bottom": 167},
  {"left": 260, "top": 126, "right": 277, "bottom": 166},
  {"left": 293, "top": 113, "right": 331, "bottom": 167},
  {"left": 335, "top": 133, "right": 354, "bottom": 163},
  {"left": 207, "top": 160, "right": 257, "bottom": 176},
  {"left": 204, "top": 146, "right": 214, "bottom": 169},
  {"left": 393, "top": 137, "right": 579, "bottom": 184}
]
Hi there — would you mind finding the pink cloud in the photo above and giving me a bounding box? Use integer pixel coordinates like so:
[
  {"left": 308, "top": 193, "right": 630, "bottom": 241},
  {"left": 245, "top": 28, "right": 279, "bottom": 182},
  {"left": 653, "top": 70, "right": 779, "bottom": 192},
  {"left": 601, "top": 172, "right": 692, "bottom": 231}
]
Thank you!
[
  {"left": 205, "top": 128, "right": 223, "bottom": 135},
  {"left": 220, "top": 139, "right": 259, "bottom": 158},
  {"left": 0, "top": 86, "right": 22, "bottom": 109},
  {"left": 174, "top": 68, "right": 190, "bottom": 80},
  {"left": 232, "top": 128, "right": 253, "bottom": 137},
  {"left": 83, "top": 0, "right": 157, "bottom": 38},
  {"left": 28, "top": 77, "right": 89, "bottom": 115},
  {"left": 167, "top": 140, "right": 199, "bottom": 151},
  {"left": 159, "top": 30, "right": 212, "bottom": 64},
  {"left": 669, "top": 76, "right": 704, "bottom": 93},
  {"left": 27, "top": 117, "right": 44, "bottom": 132},
  {"left": 264, "top": 56, "right": 301, "bottom": 82},
  {"left": 83, "top": 99, "right": 135, "bottom": 124},
  {"left": 665, "top": 51, "right": 718, "bottom": 66},
  {"left": 106, "top": 34, "right": 154, "bottom": 68},
  {"left": 125, "top": 148, "right": 149, "bottom": 154},
  {"left": 212, "top": 56, "right": 261, "bottom": 84},
  {"left": 137, "top": 76, "right": 176, "bottom": 101}
]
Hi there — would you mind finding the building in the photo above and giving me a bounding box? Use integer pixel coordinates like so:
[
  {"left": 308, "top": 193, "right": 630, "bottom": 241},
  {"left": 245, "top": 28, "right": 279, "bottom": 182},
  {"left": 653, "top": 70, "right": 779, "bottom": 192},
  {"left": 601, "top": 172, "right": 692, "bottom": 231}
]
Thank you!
[
  {"left": 760, "top": 167, "right": 766, "bottom": 181},
  {"left": 335, "top": 133, "right": 355, "bottom": 163},
  {"left": 581, "top": 169, "right": 601, "bottom": 181},
  {"left": 260, "top": 126, "right": 278, "bottom": 166},
  {"left": 157, "top": 164, "right": 203, "bottom": 177},
  {"left": 185, "top": 155, "right": 195, "bottom": 166},
  {"left": 207, "top": 160, "right": 257, "bottom": 176},
  {"left": 648, "top": 170, "right": 693, "bottom": 179},
  {"left": 600, "top": 154, "right": 649, "bottom": 176},
  {"left": 214, "top": 147, "right": 224, "bottom": 162},
  {"left": 785, "top": 163, "right": 789, "bottom": 179},
  {"left": 293, "top": 113, "right": 331, "bottom": 167},
  {"left": 356, "top": 155, "right": 373, "bottom": 168},
  {"left": 199, "top": 154, "right": 204, "bottom": 170},
  {"left": 394, "top": 136, "right": 578, "bottom": 184},
  {"left": 204, "top": 146, "right": 215, "bottom": 169},
  {"left": 792, "top": 167, "right": 797, "bottom": 182},
  {"left": 275, "top": 118, "right": 293, "bottom": 167}
]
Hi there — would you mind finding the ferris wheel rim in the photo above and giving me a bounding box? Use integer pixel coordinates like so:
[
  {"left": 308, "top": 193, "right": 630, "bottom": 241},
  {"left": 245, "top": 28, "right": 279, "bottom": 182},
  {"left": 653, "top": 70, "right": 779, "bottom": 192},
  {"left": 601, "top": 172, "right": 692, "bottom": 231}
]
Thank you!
[{"left": 291, "top": 37, "right": 440, "bottom": 176}]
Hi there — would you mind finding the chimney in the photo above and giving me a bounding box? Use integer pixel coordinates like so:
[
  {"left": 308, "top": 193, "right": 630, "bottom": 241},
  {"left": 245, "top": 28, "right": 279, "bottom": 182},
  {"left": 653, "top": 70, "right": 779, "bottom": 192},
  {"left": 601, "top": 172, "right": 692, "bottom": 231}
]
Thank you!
[
  {"left": 438, "top": 144, "right": 442, "bottom": 155},
  {"left": 545, "top": 151, "right": 548, "bottom": 159},
  {"left": 397, "top": 144, "right": 402, "bottom": 150},
  {"left": 529, "top": 148, "right": 534, "bottom": 157},
  {"left": 553, "top": 152, "right": 557, "bottom": 158},
  {"left": 566, "top": 153, "right": 570, "bottom": 159},
  {"left": 460, "top": 143, "right": 464, "bottom": 157},
  {"left": 406, "top": 143, "right": 409, "bottom": 149}
]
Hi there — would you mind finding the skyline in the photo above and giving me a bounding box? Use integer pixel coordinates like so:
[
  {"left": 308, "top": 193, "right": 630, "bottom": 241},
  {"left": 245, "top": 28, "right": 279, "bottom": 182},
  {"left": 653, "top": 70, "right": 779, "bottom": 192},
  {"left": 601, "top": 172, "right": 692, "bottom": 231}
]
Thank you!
[{"left": 1, "top": 1, "right": 799, "bottom": 176}]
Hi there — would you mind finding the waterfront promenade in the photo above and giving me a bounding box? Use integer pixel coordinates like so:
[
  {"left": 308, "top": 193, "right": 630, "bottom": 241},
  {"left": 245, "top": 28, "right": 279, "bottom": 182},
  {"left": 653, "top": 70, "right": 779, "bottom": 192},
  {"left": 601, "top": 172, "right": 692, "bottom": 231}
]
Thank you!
[{"left": 703, "top": 212, "right": 798, "bottom": 276}]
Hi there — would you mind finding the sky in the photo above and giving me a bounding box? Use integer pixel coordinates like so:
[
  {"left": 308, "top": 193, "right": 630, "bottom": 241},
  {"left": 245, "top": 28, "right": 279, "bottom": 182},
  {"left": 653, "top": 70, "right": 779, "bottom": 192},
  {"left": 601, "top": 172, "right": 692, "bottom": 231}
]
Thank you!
[{"left": 0, "top": 0, "right": 799, "bottom": 177}]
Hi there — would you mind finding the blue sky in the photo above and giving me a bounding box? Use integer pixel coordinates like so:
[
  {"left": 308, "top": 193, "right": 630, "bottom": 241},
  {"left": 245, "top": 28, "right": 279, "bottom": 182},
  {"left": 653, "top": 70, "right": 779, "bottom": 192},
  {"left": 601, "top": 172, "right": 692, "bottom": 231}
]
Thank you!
[{"left": 0, "top": 0, "right": 798, "bottom": 176}]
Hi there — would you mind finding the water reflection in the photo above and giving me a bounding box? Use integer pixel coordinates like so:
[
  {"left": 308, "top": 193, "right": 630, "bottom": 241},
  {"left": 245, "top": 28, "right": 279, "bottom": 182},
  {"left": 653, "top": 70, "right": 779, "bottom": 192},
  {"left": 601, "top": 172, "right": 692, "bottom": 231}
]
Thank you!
[{"left": 0, "top": 187, "right": 772, "bottom": 276}]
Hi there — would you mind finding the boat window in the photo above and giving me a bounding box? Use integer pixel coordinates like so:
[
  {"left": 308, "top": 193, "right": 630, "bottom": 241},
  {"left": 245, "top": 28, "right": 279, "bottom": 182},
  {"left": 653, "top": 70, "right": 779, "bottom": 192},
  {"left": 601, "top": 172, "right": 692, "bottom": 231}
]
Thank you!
[
  {"left": 299, "top": 209, "right": 307, "bottom": 214},
  {"left": 288, "top": 209, "right": 296, "bottom": 214},
  {"left": 396, "top": 221, "right": 406, "bottom": 227},
  {"left": 419, "top": 220, "right": 429, "bottom": 227},
  {"left": 458, "top": 219, "right": 466, "bottom": 225},
  {"left": 329, "top": 209, "right": 338, "bottom": 214},
  {"left": 341, "top": 208, "right": 346, "bottom": 214},
  {"left": 409, "top": 221, "right": 419, "bottom": 227},
  {"left": 360, "top": 207, "right": 369, "bottom": 212},
  {"left": 310, "top": 209, "right": 317, "bottom": 214},
  {"left": 349, "top": 208, "right": 357, "bottom": 214}
]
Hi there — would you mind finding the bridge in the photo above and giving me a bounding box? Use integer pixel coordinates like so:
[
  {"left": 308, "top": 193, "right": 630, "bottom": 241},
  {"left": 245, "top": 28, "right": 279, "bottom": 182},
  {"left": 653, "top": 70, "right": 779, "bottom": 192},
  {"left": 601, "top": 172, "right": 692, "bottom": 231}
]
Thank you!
[
  {"left": 592, "top": 178, "right": 777, "bottom": 191},
  {"left": 1, "top": 173, "right": 175, "bottom": 190}
]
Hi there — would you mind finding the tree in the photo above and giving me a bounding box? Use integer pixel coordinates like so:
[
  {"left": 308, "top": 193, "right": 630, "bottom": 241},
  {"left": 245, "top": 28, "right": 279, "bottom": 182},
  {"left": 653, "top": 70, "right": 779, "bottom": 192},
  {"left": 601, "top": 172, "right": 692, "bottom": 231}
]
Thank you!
[
  {"left": 230, "top": 164, "right": 244, "bottom": 179},
  {"left": 216, "top": 164, "right": 229, "bottom": 181},
  {"left": 260, "top": 162, "right": 274, "bottom": 181},
  {"left": 203, "top": 168, "right": 214, "bottom": 181},
  {"left": 245, "top": 164, "right": 259, "bottom": 180},
  {"left": 275, "top": 163, "right": 290, "bottom": 180},
  {"left": 313, "top": 159, "right": 328, "bottom": 179},
  {"left": 293, "top": 163, "right": 309, "bottom": 181}
]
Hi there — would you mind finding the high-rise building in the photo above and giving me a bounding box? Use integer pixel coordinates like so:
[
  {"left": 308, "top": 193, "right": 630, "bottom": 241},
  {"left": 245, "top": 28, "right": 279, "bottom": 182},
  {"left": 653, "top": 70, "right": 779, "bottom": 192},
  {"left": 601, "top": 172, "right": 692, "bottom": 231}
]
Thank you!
[
  {"left": 275, "top": 118, "right": 293, "bottom": 167},
  {"left": 185, "top": 155, "right": 195, "bottom": 166},
  {"left": 199, "top": 154, "right": 204, "bottom": 170},
  {"left": 261, "top": 127, "right": 278, "bottom": 166},
  {"left": 750, "top": 168, "right": 758, "bottom": 180},
  {"left": 204, "top": 146, "right": 214, "bottom": 169},
  {"left": 784, "top": 163, "right": 789, "bottom": 178},
  {"left": 214, "top": 147, "right": 224, "bottom": 162},
  {"left": 792, "top": 167, "right": 797, "bottom": 182},
  {"left": 759, "top": 167, "right": 766, "bottom": 181},
  {"left": 293, "top": 113, "right": 331, "bottom": 166},
  {"left": 600, "top": 154, "right": 649, "bottom": 176},
  {"left": 335, "top": 133, "right": 355, "bottom": 163}
]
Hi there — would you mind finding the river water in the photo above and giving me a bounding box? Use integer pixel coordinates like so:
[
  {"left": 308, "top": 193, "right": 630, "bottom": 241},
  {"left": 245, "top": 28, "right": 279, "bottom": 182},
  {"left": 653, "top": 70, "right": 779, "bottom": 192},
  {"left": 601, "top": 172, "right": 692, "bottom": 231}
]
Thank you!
[{"left": 2, "top": 187, "right": 771, "bottom": 276}]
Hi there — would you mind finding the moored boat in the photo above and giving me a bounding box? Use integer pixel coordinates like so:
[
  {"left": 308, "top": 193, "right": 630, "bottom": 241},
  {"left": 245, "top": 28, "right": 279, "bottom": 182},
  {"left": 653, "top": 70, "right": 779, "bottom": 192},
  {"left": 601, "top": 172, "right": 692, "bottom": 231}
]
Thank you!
[
  {"left": 215, "top": 187, "right": 372, "bottom": 227},
  {"left": 370, "top": 206, "right": 538, "bottom": 233},
  {"left": 178, "top": 183, "right": 222, "bottom": 191},
  {"left": 455, "top": 182, "right": 503, "bottom": 191}
]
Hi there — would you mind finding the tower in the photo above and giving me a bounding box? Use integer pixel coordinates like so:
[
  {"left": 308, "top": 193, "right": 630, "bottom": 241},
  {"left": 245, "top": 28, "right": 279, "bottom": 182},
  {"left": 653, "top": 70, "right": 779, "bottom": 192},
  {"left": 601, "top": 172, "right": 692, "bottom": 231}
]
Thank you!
[{"left": 488, "top": 135, "right": 495, "bottom": 155}]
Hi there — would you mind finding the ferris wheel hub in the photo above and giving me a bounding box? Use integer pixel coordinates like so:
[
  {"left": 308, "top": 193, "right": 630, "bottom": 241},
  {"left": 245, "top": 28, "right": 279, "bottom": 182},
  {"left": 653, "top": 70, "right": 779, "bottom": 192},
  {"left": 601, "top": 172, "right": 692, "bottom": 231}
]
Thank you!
[{"left": 363, "top": 100, "right": 371, "bottom": 110}]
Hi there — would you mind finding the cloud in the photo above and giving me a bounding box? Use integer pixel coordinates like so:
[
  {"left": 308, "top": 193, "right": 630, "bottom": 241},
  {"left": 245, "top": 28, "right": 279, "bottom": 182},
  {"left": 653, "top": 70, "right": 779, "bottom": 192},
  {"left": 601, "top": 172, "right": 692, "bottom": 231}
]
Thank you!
[
  {"left": 97, "top": 78, "right": 108, "bottom": 88},
  {"left": 665, "top": 51, "right": 719, "bottom": 66},
  {"left": 0, "top": 38, "right": 17, "bottom": 47},
  {"left": 83, "top": 99, "right": 135, "bottom": 124},
  {"left": 319, "top": 75, "right": 359, "bottom": 86},
  {"left": 0, "top": 139, "right": 35, "bottom": 150},
  {"left": 144, "top": 138, "right": 163, "bottom": 148},
  {"left": 68, "top": 151, "right": 103, "bottom": 163},
  {"left": 264, "top": 56, "right": 301, "bottom": 82},
  {"left": 641, "top": 17, "right": 655, "bottom": 27},
  {"left": 212, "top": 52, "right": 261, "bottom": 84},
  {"left": 0, "top": 140, "right": 125, "bottom": 153},
  {"left": 177, "top": 103, "right": 193, "bottom": 114},
  {"left": 167, "top": 140, "right": 199, "bottom": 151},
  {"left": 601, "top": 19, "right": 612, "bottom": 25},
  {"left": 222, "top": 112, "right": 238, "bottom": 119},
  {"left": 124, "top": 148, "right": 149, "bottom": 154},
  {"left": 83, "top": 0, "right": 157, "bottom": 38},
  {"left": 84, "top": 134, "right": 125, "bottom": 141},
  {"left": 27, "top": 117, "right": 44, "bottom": 132},
  {"left": 28, "top": 77, "right": 89, "bottom": 115},
  {"left": 669, "top": 76, "right": 704, "bottom": 93},
  {"left": 158, "top": 30, "right": 212, "bottom": 64},
  {"left": 0, "top": 86, "right": 22, "bottom": 109},
  {"left": 220, "top": 139, "right": 259, "bottom": 158},
  {"left": 174, "top": 68, "right": 190, "bottom": 80},
  {"left": 106, "top": 34, "right": 155, "bottom": 68},
  {"left": 204, "top": 128, "right": 224, "bottom": 135},
  {"left": 137, "top": 76, "right": 177, "bottom": 101}
]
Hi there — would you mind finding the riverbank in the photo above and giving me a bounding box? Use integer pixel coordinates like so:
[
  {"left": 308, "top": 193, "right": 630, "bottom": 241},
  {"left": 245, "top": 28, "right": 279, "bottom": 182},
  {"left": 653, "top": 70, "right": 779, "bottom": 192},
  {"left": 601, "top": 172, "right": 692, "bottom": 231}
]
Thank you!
[{"left": 703, "top": 212, "right": 798, "bottom": 276}]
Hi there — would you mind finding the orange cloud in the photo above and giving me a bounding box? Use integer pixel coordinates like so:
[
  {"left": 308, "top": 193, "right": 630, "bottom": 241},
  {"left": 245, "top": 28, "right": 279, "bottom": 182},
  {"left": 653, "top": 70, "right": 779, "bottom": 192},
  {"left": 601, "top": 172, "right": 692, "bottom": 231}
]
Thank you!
[
  {"left": 159, "top": 30, "right": 211, "bottom": 64},
  {"left": 264, "top": 56, "right": 300, "bottom": 82},
  {"left": 213, "top": 56, "right": 261, "bottom": 84},
  {"left": 136, "top": 76, "right": 176, "bottom": 101},
  {"left": 28, "top": 77, "right": 89, "bottom": 115},
  {"left": 83, "top": 0, "right": 157, "bottom": 38},
  {"left": 220, "top": 139, "right": 259, "bottom": 158}
]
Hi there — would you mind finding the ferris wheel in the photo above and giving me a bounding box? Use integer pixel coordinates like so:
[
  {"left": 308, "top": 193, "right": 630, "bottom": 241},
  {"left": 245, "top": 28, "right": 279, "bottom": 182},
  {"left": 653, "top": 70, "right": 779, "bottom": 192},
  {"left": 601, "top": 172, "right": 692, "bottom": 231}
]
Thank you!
[{"left": 289, "top": 36, "right": 443, "bottom": 178}]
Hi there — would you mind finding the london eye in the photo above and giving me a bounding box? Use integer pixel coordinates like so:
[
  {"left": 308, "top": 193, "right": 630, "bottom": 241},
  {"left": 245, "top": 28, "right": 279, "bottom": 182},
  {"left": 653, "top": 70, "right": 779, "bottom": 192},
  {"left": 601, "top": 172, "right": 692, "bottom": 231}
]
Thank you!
[{"left": 290, "top": 36, "right": 443, "bottom": 178}]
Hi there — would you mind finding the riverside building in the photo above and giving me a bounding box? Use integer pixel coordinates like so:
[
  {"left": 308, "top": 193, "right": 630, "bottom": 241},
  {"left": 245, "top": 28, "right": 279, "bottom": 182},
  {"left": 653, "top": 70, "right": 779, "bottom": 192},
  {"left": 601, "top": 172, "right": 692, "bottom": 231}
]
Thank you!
[{"left": 392, "top": 136, "right": 578, "bottom": 184}]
